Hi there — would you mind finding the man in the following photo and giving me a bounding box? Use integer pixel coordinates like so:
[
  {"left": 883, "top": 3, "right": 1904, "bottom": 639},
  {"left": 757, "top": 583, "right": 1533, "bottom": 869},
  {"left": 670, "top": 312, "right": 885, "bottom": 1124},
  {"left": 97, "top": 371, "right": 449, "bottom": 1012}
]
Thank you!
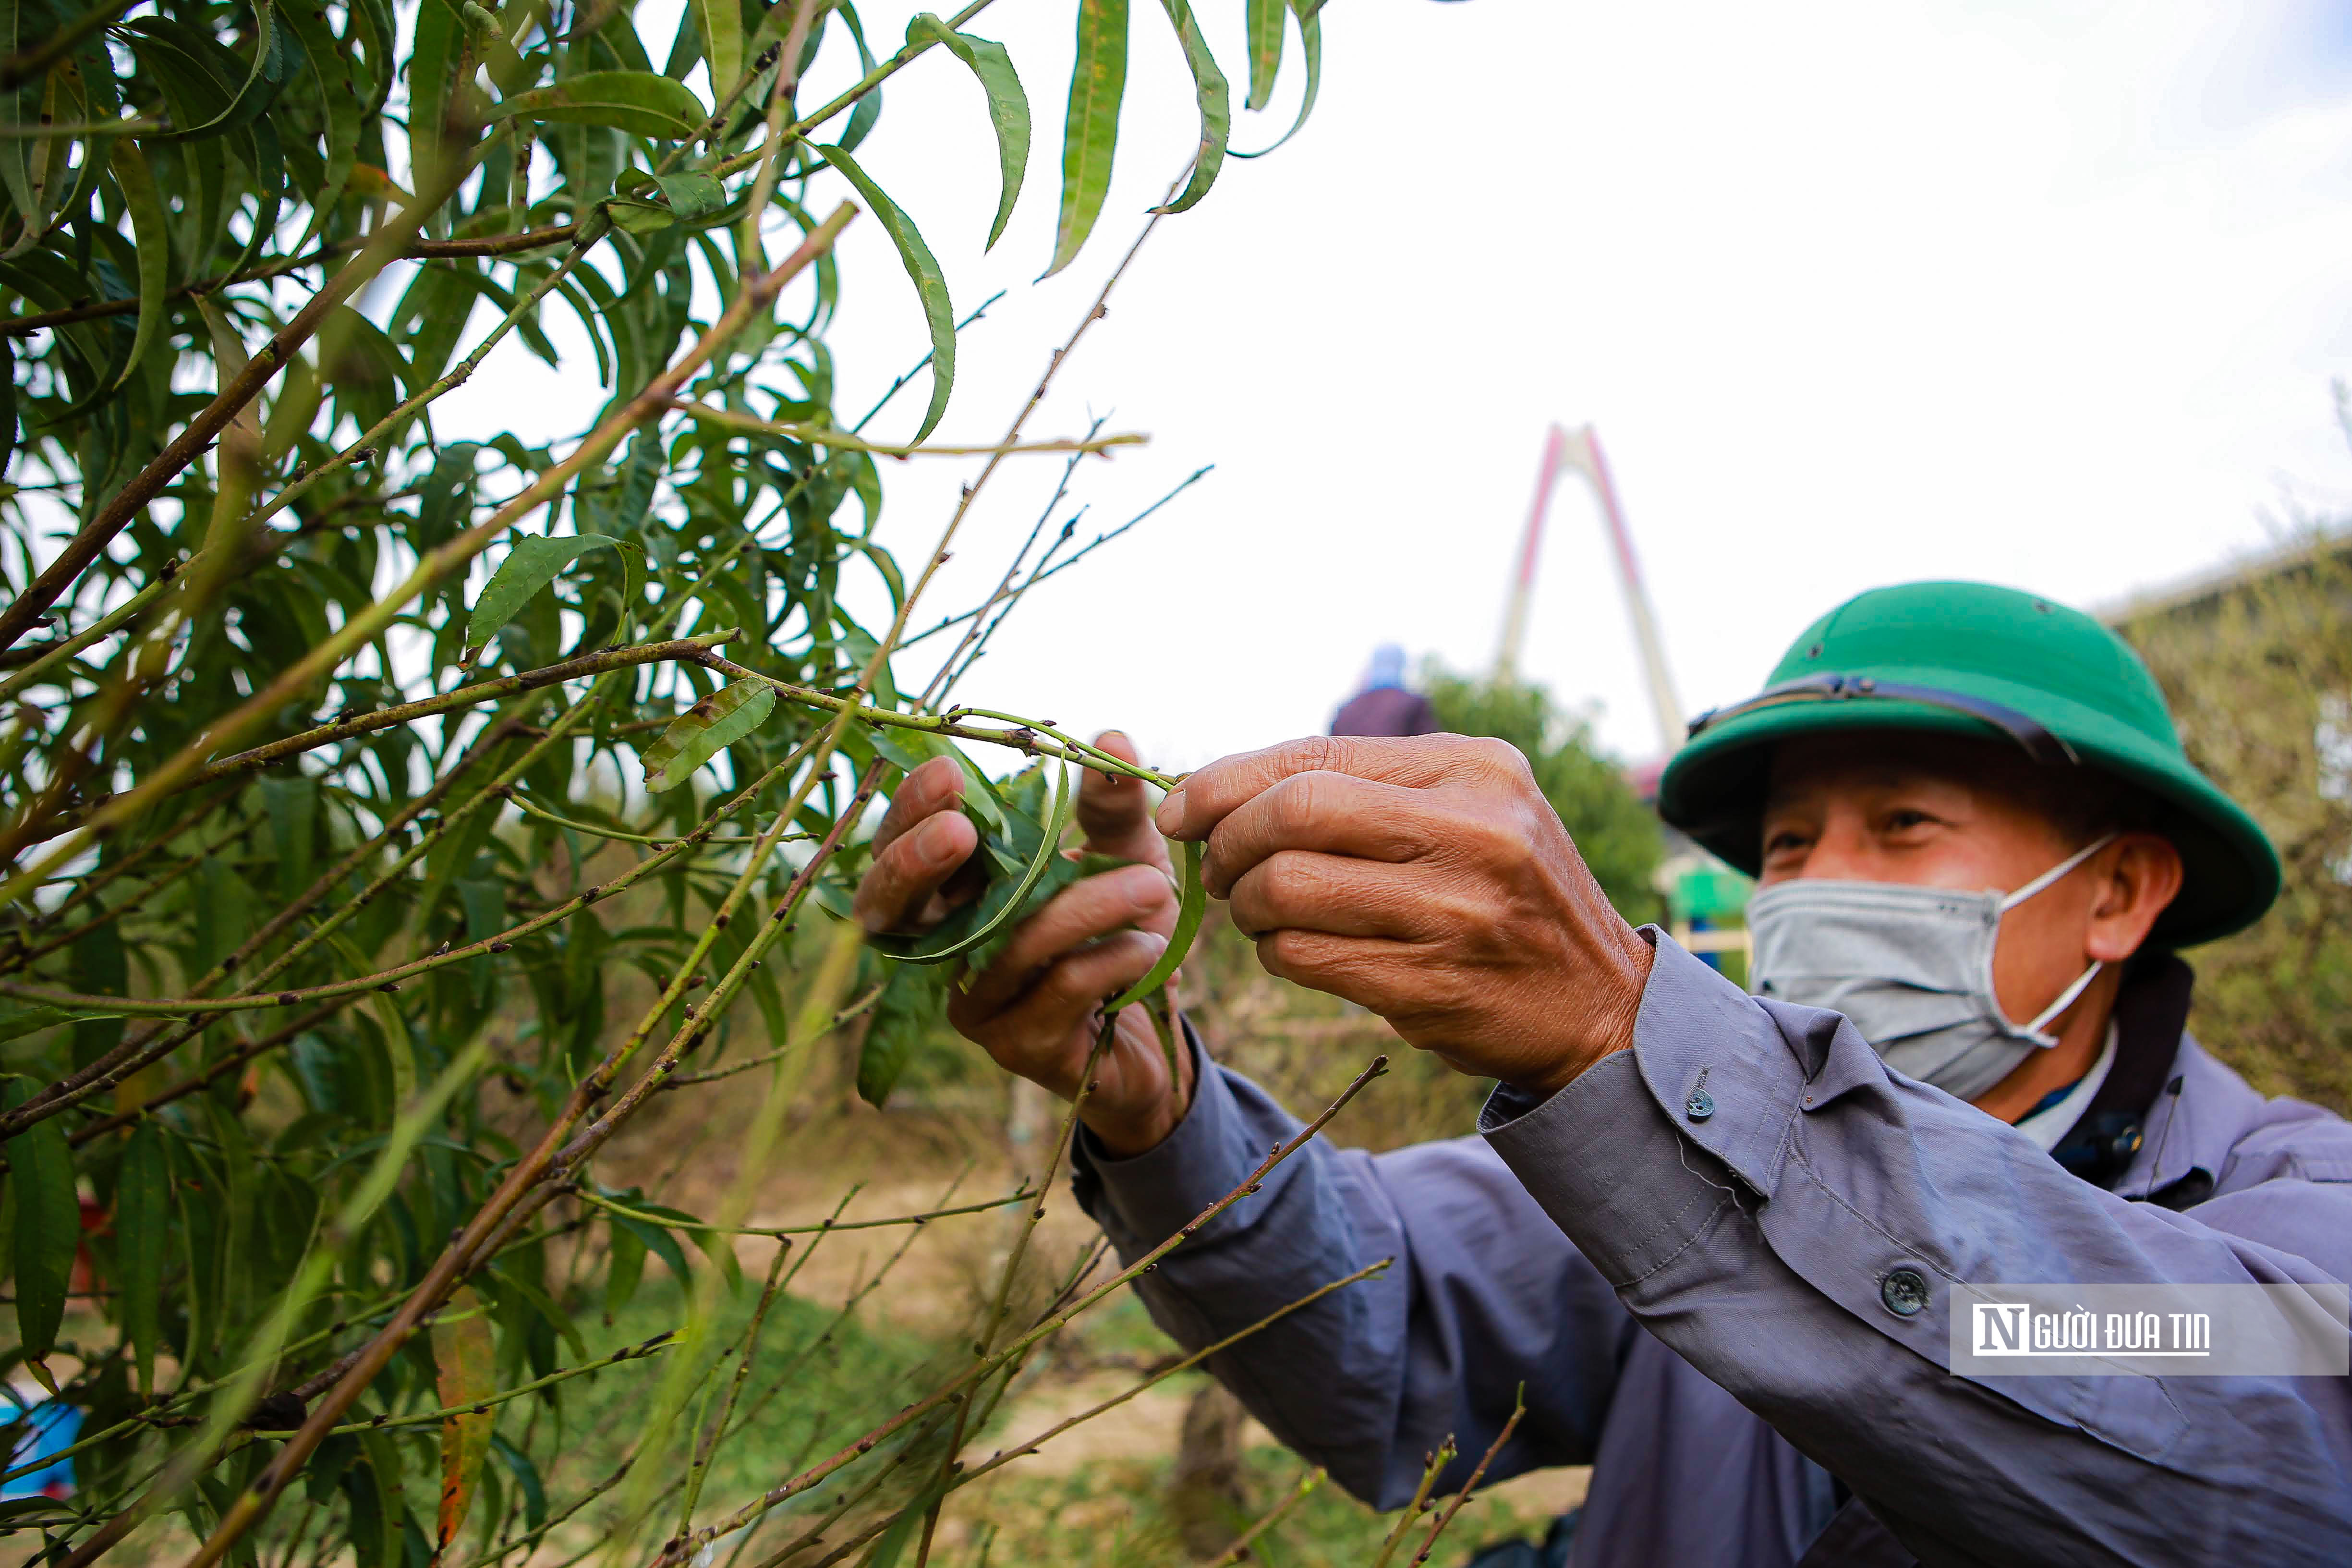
[
  {"left": 852, "top": 582, "right": 2352, "bottom": 1566},
  {"left": 1332, "top": 643, "right": 1441, "bottom": 737}
]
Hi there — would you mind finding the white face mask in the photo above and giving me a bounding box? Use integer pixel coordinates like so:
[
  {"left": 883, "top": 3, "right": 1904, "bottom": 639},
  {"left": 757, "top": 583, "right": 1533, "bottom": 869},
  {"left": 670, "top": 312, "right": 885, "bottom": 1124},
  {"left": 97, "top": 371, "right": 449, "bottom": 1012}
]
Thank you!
[{"left": 1746, "top": 833, "right": 2117, "bottom": 1103}]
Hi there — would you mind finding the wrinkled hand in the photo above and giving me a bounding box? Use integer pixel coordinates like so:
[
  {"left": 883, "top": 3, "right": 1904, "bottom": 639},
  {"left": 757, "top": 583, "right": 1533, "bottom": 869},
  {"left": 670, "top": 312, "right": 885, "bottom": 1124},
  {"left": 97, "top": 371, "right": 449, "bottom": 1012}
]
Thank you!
[
  {"left": 851, "top": 731, "right": 1191, "bottom": 1155},
  {"left": 1155, "top": 734, "right": 1654, "bottom": 1096}
]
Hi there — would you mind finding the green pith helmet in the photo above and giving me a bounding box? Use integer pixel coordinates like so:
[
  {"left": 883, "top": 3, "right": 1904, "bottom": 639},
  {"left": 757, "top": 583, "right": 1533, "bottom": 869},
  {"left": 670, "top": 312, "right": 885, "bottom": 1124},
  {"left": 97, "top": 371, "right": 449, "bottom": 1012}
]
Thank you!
[{"left": 1655, "top": 580, "right": 2280, "bottom": 948}]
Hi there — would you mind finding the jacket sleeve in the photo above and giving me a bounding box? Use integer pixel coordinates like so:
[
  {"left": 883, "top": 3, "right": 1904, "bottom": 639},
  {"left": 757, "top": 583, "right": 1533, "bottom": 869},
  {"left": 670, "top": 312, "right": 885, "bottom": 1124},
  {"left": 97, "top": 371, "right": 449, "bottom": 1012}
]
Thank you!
[
  {"left": 1482, "top": 933, "right": 2352, "bottom": 1568},
  {"left": 1068, "top": 1026, "right": 1635, "bottom": 1507}
]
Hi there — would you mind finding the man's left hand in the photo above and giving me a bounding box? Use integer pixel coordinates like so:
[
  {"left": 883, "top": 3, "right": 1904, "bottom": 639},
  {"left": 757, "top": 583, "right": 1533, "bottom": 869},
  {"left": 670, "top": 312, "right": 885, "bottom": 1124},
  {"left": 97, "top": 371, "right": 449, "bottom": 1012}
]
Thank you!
[{"left": 1155, "top": 733, "right": 1656, "bottom": 1096}]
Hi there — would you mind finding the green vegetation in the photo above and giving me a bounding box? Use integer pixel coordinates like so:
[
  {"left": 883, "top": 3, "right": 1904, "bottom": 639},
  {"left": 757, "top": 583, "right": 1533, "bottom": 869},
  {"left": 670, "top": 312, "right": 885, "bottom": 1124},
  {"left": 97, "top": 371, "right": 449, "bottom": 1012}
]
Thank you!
[
  {"left": 2114, "top": 529, "right": 2352, "bottom": 1116},
  {"left": 0, "top": 1, "right": 1409, "bottom": 1565},
  {"left": 1425, "top": 669, "right": 1665, "bottom": 926}
]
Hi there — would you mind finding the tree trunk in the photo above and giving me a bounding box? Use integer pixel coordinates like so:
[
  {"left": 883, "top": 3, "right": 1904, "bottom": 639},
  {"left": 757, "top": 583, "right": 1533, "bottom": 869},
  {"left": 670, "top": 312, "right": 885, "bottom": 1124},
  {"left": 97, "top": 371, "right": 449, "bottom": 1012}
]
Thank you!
[{"left": 1169, "top": 1379, "right": 1248, "bottom": 1559}]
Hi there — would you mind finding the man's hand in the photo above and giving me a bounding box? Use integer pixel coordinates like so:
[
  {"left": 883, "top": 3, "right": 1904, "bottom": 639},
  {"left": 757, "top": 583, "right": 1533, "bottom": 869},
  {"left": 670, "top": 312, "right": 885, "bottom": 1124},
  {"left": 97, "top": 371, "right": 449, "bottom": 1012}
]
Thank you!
[
  {"left": 852, "top": 731, "right": 1192, "bottom": 1155},
  {"left": 1155, "top": 734, "right": 1654, "bottom": 1096}
]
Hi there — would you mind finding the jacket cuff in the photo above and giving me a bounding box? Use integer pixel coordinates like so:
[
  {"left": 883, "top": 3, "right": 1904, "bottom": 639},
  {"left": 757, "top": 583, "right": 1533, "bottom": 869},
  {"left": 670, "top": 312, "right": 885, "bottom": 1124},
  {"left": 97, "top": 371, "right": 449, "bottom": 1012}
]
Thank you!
[
  {"left": 1070, "top": 1022, "right": 1278, "bottom": 1250},
  {"left": 1480, "top": 934, "right": 1800, "bottom": 1285}
]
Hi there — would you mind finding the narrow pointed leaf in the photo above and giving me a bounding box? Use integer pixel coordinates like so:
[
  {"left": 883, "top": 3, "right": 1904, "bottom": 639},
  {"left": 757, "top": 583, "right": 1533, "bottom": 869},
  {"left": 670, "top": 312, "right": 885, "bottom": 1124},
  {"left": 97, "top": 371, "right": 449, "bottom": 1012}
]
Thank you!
[
  {"left": 119, "top": 1123, "right": 169, "bottom": 1398},
  {"left": 856, "top": 961, "right": 945, "bottom": 1109},
  {"left": 108, "top": 140, "right": 168, "bottom": 389},
  {"left": 0, "top": 1000, "right": 133, "bottom": 1042},
  {"left": 1234, "top": 0, "right": 1320, "bottom": 158},
  {"left": 433, "top": 1286, "right": 497, "bottom": 1553},
  {"left": 816, "top": 145, "right": 956, "bottom": 441},
  {"left": 906, "top": 15, "right": 1030, "bottom": 250},
  {"left": 837, "top": 4, "right": 885, "bottom": 152},
  {"left": 1245, "top": 0, "right": 1284, "bottom": 111},
  {"left": 874, "top": 757, "right": 1071, "bottom": 963},
  {"left": 1107, "top": 837, "right": 1204, "bottom": 1010},
  {"left": 691, "top": 0, "right": 743, "bottom": 114},
  {"left": 279, "top": 0, "right": 361, "bottom": 244},
  {"left": 408, "top": 0, "right": 455, "bottom": 185},
  {"left": 491, "top": 72, "right": 709, "bottom": 140},
  {"left": 603, "top": 1223, "right": 647, "bottom": 1318},
  {"left": 641, "top": 681, "right": 777, "bottom": 792},
  {"left": 1151, "top": 0, "right": 1229, "bottom": 215},
  {"left": 3, "top": 1079, "right": 80, "bottom": 1373},
  {"left": 1043, "top": 0, "right": 1128, "bottom": 278},
  {"left": 488, "top": 1435, "right": 547, "bottom": 1533},
  {"left": 465, "top": 534, "right": 621, "bottom": 653}
]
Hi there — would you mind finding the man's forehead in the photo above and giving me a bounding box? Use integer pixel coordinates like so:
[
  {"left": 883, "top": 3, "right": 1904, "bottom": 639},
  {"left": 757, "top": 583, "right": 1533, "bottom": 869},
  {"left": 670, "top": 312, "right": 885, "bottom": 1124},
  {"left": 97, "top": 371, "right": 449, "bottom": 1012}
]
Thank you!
[{"left": 1764, "top": 732, "right": 2025, "bottom": 806}]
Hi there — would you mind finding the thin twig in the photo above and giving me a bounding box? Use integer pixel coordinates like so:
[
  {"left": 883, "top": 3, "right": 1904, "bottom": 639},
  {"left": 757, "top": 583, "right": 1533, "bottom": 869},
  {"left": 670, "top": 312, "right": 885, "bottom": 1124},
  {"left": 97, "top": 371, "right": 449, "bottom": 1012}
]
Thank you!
[
  {"left": 1207, "top": 1467, "right": 1327, "bottom": 1566},
  {"left": 574, "top": 1186, "right": 1037, "bottom": 1237},
  {"left": 655, "top": 1055, "right": 1392, "bottom": 1566},
  {"left": 1410, "top": 1388, "right": 1527, "bottom": 1566},
  {"left": 1369, "top": 1439, "right": 1459, "bottom": 1568}
]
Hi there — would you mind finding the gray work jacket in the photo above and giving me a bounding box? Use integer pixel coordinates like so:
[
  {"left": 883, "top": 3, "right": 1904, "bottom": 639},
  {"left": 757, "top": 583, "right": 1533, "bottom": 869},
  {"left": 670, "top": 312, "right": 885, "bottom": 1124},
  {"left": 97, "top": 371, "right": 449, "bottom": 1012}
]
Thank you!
[{"left": 1069, "top": 935, "right": 2352, "bottom": 1566}]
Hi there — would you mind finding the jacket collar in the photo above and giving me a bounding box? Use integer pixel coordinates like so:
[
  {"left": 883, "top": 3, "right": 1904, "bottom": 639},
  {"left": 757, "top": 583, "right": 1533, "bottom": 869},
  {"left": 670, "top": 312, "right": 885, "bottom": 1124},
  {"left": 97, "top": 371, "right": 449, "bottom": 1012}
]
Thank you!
[{"left": 2048, "top": 952, "right": 2194, "bottom": 1190}]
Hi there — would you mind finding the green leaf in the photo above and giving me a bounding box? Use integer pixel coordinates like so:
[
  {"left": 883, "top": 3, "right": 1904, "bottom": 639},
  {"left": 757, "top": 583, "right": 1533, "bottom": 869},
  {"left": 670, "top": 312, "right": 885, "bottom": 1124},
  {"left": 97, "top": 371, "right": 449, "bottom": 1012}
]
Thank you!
[
  {"left": 491, "top": 71, "right": 710, "bottom": 141},
  {"left": 465, "top": 534, "right": 622, "bottom": 655},
  {"left": 631, "top": 1200, "right": 741, "bottom": 1290},
  {"left": 408, "top": 0, "right": 456, "bottom": 187},
  {"left": 119, "top": 1123, "right": 169, "bottom": 1397},
  {"left": 655, "top": 172, "right": 725, "bottom": 220},
  {"left": 1233, "top": 0, "right": 1320, "bottom": 158},
  {"left": 1244, "top": 0, "right": 1284, "bottom": 111},
  {"left": 691, "top": 0, "right": 743, "bottom": 113},
  {"left": 67, "top": 919, "right": 126, "bottom": 1070},
  {"left": 855, "top": 961, "right": 944, "bottom": 1109},
  {"left": 1107, "top": 838, "right": 1204, "bottom": 1010},
  {"left": 108, "top": 141, "right": 168, "bottom": 390},
  {"left": 278, "top": 0, "right": 361, "bottom": 247},
  {"left": 605, "top": 196, "right": 678, "bottom": 235},
  {"left": 0, "top": 336, "right": 15, "bottom": 481},
  {"left": 487, "top": 1434, "right": 547, "bottom": 1533},
  {"left": 836, "top": 3, "right": 885, "bottom": 152},
  {"left": 602, "top": 1222, "right": 646, "bottom": 1319},
  {"left": 260, "top": 774, "right": 318, "bottom": 902},
  {"left": 1043, "top": 0, "right": 1128, "bottom": 279},
  {"left": 3, "top": 1079, "right": 80, "bottom": 1372},
  {"left": 906, "top": 15, "right": 1030, "bottom": 251},
  {"left": 872, "top": 757, "right": 1071, "bottom": 964},
  {"left": 1151, "top": 0, "right": 1229, "bottom": 215},
  {"left": 816, "top": 145, "right": 957, "bottom": 442},
  {"left": 605, "top": 1207, "right": 689, "bottom": 1284},
  {"left": 867, "top": 1479, "right": 951, "bottom": 1568},
  {"left": 0, "top": 1000, "right": 132, "bottom": 1043},
  {"left": 641, "top": 680, "right": 776, "bottom": 792}
]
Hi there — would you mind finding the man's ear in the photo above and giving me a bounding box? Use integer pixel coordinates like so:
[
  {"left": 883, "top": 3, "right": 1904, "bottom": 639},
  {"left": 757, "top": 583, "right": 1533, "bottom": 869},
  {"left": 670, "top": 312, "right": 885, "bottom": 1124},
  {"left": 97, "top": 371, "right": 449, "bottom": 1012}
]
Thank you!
[{"left": 2085, "top": 832, "right": 2185, "bottom": 962}]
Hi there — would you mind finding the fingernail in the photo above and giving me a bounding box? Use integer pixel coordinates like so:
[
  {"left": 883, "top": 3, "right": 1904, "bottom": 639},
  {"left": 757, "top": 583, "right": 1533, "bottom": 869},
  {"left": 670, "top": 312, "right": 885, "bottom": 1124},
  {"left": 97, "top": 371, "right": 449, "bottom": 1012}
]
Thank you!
[
  {"left": 916, "top": 815, "right": 958, "bottom": 868},
  {"left": 1154, "top": 787, "right": 1185, "bottom": 836}
]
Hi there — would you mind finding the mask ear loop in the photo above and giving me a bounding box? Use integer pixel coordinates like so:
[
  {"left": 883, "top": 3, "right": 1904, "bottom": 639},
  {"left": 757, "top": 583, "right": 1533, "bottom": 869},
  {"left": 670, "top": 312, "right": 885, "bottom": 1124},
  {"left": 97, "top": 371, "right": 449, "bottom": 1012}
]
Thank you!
[
  {"left": 1994, "top": 832, "right": 2121, "bottom": 1042},
  {"left": 1997, "top": 831, "right": 2121, "bottom": 912}
]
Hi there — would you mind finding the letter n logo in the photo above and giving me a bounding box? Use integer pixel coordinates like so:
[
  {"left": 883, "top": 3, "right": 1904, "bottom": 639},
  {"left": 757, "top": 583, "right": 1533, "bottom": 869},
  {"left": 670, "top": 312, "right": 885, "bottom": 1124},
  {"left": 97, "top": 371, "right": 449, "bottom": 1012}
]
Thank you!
[{"left": 1974, "top": 1301, "right": 2029, "bottom": 1355}]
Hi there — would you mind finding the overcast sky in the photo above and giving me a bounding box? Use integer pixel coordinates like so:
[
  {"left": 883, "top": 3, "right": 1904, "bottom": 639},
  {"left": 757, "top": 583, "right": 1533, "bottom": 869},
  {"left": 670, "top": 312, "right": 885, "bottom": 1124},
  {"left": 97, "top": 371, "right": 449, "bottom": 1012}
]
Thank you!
[{"left": 433, "top": 0, "right": 2352, "bottom": 771}]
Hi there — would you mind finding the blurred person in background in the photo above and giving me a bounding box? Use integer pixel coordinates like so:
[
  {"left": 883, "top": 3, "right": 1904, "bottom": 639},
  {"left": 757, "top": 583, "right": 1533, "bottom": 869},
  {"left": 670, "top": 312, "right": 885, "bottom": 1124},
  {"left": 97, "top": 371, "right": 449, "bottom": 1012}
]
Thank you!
[
  {"left": 853, "top": 582, "right": 2352, "bottom": 1567},
  {"left": 2, "top": 1377, "right": 80, "bottom": 1502},
  {"left": 1331, "top": 643, "right": 1440, "bottom": 738}
]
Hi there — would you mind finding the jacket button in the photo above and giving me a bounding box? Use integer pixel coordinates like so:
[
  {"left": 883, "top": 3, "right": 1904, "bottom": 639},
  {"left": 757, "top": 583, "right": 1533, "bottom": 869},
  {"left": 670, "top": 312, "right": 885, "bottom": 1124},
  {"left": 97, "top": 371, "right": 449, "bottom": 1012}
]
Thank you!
[
  {"left": 1685, "top": 1088, "right": 1714, "bottom": 1121},
  {"left": 1880, "top": 1266, "right": 1929, "bottom": 1317}
]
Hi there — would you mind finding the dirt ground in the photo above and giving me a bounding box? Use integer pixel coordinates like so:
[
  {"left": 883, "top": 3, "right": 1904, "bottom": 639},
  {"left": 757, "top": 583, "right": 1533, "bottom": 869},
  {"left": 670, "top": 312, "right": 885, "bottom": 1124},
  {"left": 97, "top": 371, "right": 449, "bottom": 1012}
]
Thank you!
[{"left": 580, "top": 1061, "right": 1592, "bottom": 1566}]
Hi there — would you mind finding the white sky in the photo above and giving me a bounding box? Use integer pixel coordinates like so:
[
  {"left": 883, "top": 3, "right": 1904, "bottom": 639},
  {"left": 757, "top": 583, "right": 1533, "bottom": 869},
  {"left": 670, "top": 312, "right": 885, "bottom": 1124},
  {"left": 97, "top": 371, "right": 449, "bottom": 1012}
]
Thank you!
[{"left": 432, "top": 0, "right": 2352, "bottom": 771}]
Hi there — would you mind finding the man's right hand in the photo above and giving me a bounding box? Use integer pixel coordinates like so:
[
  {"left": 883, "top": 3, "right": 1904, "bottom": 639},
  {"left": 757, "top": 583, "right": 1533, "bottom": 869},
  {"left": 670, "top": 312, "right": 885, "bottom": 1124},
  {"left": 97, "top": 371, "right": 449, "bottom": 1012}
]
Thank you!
[{"left": 851, "top": 731, "right": 1194, "bottom": 1156}]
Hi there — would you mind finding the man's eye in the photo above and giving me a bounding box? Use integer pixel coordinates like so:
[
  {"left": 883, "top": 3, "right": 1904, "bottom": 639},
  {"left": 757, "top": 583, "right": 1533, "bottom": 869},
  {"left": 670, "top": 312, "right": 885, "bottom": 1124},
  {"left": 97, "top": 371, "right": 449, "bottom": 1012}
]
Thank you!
[
  {"left": 1763, "top": 830, "right": 1809, "bottom": 856},
  {"left": 1883, "top": 810, "right": 1933, "bottom": 833}
]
